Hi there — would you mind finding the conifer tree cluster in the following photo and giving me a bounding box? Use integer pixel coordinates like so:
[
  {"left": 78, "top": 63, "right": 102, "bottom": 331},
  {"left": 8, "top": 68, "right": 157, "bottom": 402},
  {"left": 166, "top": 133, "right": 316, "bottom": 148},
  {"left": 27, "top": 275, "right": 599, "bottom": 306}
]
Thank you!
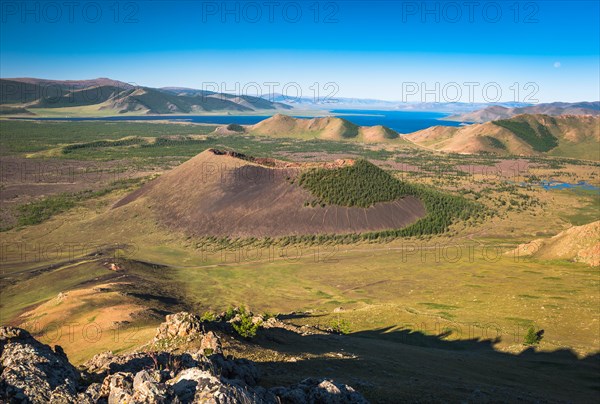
[{"left": 297, "top": 159, "right": 481, "bottom": 238}]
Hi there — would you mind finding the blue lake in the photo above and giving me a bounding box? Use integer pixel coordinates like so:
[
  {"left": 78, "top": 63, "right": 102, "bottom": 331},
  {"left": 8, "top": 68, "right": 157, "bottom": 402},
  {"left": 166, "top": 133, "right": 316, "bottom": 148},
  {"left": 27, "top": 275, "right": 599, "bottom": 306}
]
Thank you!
[
  {"left": 329, "top": 110, "right": 465, "bottom": 133},
  {"left": 12, "top": 110, "right": 465, "bottom": 133},
  {"left": 538, "top": 180, "right": 600, "bottom": 192},
  {"left": 519, "top": 180, "right": 600, "bottom": 192}
]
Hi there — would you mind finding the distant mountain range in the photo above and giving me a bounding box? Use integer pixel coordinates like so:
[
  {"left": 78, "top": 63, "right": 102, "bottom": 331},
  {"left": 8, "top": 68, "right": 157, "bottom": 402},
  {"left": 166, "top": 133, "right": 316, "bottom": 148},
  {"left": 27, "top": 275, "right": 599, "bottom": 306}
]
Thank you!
[
  {"left": 260, "top": 93, "right": 531, "bottom": 113},
  {"left": 444, "top": 102, "right": 600, "bottom": 123},
  {"left": 0, "top": 78, "right": 292, "bottom": 115},
  {"left": 2, "top": 78, "right": 599, "bottom": 119}
]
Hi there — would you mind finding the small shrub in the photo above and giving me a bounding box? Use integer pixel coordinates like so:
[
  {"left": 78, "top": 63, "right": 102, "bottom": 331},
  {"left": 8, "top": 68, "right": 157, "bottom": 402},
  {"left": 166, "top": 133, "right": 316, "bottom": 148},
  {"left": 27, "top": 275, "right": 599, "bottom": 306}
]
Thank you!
[
  {"left": 166, "top": 354, "right": 182, "bottom": 373},
  {"left": 232, "top": 306, "right": 261, "bottom": 339},
  {"left": 226, "top": 123, "right": 245, "bottom": 132},
  {"left": 330, "top": 318, "right": 351, "bottom": 335},
  {"left": 523, "top": 326, "right": 544, "bottom": 345},
  {"left": 223, "top": 306, "right": 236, "bottom": 321},
  {"left": 201, "top": 311, "right": 216, "bottom": 322},
  {"left": 262, "top": 311, "right": 276, "bottom": 321}
]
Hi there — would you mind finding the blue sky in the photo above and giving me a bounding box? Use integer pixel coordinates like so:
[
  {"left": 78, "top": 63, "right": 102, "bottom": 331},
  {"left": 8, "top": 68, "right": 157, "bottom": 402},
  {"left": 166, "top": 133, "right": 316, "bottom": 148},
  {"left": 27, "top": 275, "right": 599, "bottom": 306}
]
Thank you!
[{"left": 1, "top": 0, "right": 599, "bottom": 102}]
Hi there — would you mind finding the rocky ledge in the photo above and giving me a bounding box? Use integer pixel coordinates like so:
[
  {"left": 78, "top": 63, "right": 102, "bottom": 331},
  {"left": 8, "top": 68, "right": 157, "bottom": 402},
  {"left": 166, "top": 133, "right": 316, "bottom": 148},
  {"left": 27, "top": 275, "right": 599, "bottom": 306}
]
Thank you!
[{"left": 0, "top": 312, "right": 368, "bottom": 403}]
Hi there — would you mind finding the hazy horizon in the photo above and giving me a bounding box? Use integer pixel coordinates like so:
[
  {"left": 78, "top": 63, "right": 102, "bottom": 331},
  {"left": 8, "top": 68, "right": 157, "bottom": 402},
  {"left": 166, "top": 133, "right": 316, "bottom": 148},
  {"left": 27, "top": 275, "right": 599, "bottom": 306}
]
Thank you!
[{"left": 2, "top": 1, "right": 599, "bottom": 103}]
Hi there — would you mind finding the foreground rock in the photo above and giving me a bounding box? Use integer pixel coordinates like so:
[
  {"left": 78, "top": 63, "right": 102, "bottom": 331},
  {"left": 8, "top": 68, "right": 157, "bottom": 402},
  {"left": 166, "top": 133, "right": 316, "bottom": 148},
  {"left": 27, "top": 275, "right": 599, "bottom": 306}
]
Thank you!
[
  {"left": 0, "top": 327, "right": 80, "bottom": 403},
  {"left": 1, "top": 314, "right": 368, "bottom": 403},
  {"left": 153, "top": 312, "right": 204, "bottom": 344}
]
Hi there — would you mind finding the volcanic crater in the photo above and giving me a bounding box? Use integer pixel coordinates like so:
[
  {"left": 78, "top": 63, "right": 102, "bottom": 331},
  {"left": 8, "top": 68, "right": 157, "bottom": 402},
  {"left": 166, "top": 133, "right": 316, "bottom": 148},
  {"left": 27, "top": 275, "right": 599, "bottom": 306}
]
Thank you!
[{"left": 114, "top": 149, "right": 426, "bottom": 237}]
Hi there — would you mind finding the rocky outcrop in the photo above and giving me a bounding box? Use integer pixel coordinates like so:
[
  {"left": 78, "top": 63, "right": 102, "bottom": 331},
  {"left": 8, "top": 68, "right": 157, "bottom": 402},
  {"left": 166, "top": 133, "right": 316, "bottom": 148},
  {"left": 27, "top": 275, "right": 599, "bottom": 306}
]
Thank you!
[
  {"left": 153, "top": 312, "right": 203, "bottom": 343},
  {"left": 1, "top": 314, "right": 369, "bottom": 403},
  {"left": 0, "top": 326, "right": 80, "bottom": 403},
  {"left": 199, "top": 331, "right": 223, "bottom": 355},
  {"left": 271, "top": 378, "right": 368, "bottom": 403}
]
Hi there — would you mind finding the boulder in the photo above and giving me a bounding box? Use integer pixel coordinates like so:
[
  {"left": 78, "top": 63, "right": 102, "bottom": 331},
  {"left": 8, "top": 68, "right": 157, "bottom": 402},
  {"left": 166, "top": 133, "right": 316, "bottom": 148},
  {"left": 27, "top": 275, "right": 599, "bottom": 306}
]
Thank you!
[
  {"left": 0, "top": 326, "right": 80, "bottom": 403},
  {"left": 199, "top": 331, "right": 223, "bottom": 356},
  {"left": 99, "top": 371, "right": 134, "bottom": 403},
  {"left": 271, "top": 378, "right": 369, "bottom": 404},
  {"left": 153, "top": 312, "right": 203, "bottom": 343},
  {"left": 132, "top": 370, "right": 168, "bottom": 403}
]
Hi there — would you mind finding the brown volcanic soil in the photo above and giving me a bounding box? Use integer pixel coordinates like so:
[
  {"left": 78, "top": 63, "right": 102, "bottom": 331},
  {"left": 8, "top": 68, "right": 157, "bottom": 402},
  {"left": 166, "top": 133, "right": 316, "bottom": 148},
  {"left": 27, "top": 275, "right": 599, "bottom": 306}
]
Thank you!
[{"left": 114, "top": 149, "right": 426, "bottom": 237}]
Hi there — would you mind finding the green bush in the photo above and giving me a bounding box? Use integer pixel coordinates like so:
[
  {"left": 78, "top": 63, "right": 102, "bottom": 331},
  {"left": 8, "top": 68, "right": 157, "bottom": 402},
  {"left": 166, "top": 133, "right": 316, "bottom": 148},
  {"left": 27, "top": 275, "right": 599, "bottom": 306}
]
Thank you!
[
  {"left": 62, "top": 137, "right": 146, "bottom": 153},
  {"left": 330, "top": 318, "right": 351, "bottom": 335},
  {"left": 223, "top": 306, "right": 236, "bottom": 321},
  {"left": 297, "top": 159, "right": 408, "bottom": 208},
  {"left": 232, "top": 307, "right": 261, "bottom": 339},
  {"left": 523, "top": 326, "right": 544, "bottom": 345},
  {"left": 13, "top": 177, "right": 145, "bottom": 227},
  {"left": 200, "top": 311, "right": 216, "bottom": 322},
  {"left": 226, "top": 123, "right": 245, "bottom": 132},
  {"left": 262, "top": 311, "right": 276, "bottom": 321},
  {"left": 17, "top": 194, "right": 76, "bottom": 226},
  {"left": 481, "top": 135, "right": 507, "bottom": 150}
]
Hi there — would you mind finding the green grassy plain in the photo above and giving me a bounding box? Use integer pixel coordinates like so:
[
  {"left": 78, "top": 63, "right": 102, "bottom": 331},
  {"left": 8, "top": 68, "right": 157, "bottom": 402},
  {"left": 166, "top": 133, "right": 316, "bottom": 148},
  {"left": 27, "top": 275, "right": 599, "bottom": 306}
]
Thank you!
[{"left": 0, "top": 119, "right": 598, "bottom": 399}]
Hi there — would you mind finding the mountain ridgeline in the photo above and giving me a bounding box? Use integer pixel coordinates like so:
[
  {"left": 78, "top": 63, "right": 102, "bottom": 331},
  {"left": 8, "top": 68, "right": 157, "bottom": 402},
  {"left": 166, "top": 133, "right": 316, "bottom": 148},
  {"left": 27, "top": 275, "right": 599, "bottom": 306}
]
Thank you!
[
  {"left": 247, "top": 114, "right": 402, "bottom": 143},
  {"left": 0, "top": 78, "right": 292, "bottom": 115},
  {"left": 444, "top": 102, "right": 600, "bottom": 123},
  {"left": 406, "top": 114, "right": 600, "bottom": 160}
]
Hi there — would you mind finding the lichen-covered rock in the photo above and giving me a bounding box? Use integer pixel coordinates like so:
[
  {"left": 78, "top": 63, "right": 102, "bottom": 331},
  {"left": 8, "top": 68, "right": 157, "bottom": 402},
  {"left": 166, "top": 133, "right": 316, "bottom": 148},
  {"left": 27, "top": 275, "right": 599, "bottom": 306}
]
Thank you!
[
  {"left": 200, "top": 330, "right": 223, "bottom": 356},
  {"left": 153, "top": 312, "right": 203, "bottom": 343},
  {"left": 132, "top": 370, "right": 168, "bottom": 403},
  {"left": 271, "top": 378, "right": 369, "bottom": 404},
  {"left": 100, "top": 371, "right": 134, "bottom": 403},
  {"left": 134, "top": 369, "right": 162, "bottom": 388},
  {"left": 1, "top": 321, "right": 369, "bottom": 404},
  {"left": 170, "top": 367, "right": 267, "bottom": 403},
  {"left": 0, "top": 326, "right": 80, "bottom": 403},
  {"left": 77, "top": 383, "right": 103, "bottom": 403}
]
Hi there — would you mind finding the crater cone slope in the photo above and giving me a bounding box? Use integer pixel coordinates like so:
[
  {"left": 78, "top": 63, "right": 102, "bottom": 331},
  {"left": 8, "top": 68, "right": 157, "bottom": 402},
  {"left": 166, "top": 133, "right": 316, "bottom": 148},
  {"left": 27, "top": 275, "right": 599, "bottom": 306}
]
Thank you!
[{"left": 115, "top": 149, "right": 426, "bottom": 237}]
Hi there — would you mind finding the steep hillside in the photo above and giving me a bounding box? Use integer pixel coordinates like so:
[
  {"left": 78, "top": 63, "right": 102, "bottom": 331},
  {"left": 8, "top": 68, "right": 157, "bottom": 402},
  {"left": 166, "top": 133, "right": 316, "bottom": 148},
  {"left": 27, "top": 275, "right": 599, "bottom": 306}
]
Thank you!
[
  {"left": 445, "top": 102, "right": 600, "bottom": 123},
  {"left": 509, "top": 221, "right": 600, "bottom": 266},
  {"left": 406, "top": 114, "right": 600, "bottom": 159},
  {"left": 0, "top": 78, "right": 292, "bottom": 115},
  {"left": 248, "top": 114, "right": 401, "bottom": 143}
]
